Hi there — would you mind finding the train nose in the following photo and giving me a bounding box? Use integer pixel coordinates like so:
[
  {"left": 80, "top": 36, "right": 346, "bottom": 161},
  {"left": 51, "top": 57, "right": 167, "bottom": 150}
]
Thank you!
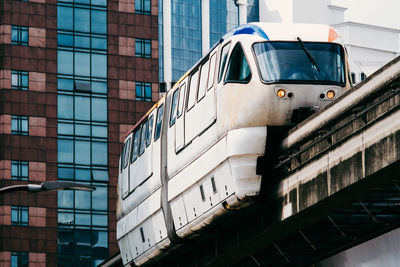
[{"left": 291, "top": 106, "right": 319, "bottom": 123}]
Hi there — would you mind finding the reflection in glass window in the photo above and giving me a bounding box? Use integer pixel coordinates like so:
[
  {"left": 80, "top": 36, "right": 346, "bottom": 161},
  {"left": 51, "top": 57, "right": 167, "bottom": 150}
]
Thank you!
[
  {"left": 11, "top": 206, "right": 29, "bottom": 226},
  {"left": 146, "top": 115, "right": 154, "bottom": 146},
  {"left": 187, "top": 70, "right": 199, "bottom": 110},
  {"left": 225, "top": 43, "right": 251, "bottom": 83},
  {"left": 130, "top": 129, "right": 141, "bottom": 163},
  {"left": 11, "top": 161, "right": 29, "bottom": 181},
  {"left": 154, "top": 104, "right": 164, "bottom": 141},
  {"left": 11, "top": 25, "right": 28, "bottom": 46},
  {"left": 58, "top": 139, "right": 74, "bottom": 163},
  {"left": 169, "top": 89, "right": 179, "bottom": 126},
  {"left": 11, "top": 70, "right": 28, "bottom": 90},
  {"left": 11, "top": 252, "right": 28, "bottom": 267},
  {"left": 197, "top": 60, "right": 210, "bottom": 100},
  {"left": 218, "top": 43, "right": 231, "bottom": 82},
  {"left": 139, "top": 120, "right": 148, "bottom": 155},
  {"left": 11, "top": 115, "right": 28, "bottom": 135},
  {"left": 135, "top": 0, "right": 151, "bottom": 15},
  {"left": 136, "top": 38, "right": 152, "bottom": 58},
  {"left": 136, "top": 82, "right": 152, "bottom": 101}
]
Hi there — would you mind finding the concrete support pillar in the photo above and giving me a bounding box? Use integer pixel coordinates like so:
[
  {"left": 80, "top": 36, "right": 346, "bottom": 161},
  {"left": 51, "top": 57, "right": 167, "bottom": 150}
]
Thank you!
[
  {"left": 202, "top": 0, "right": 210, "bottom": 54},
  {"left": 163, "top": 0, "right": 172, "bottom": 90},
  {"left": 236, "top": 0, "right": 248, "bottom": 25}
]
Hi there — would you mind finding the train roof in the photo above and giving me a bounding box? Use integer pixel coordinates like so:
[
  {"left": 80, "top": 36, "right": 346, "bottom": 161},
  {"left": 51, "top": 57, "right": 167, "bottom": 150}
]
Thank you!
[{"left": 222, "top": 22, "right": 341, "bottom": 43}]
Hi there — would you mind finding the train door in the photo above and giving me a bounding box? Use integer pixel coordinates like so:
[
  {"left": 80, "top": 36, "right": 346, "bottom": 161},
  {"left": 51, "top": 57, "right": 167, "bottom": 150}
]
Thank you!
[{"left": 175, "top": 78, "right": 188, "bottom": 152}]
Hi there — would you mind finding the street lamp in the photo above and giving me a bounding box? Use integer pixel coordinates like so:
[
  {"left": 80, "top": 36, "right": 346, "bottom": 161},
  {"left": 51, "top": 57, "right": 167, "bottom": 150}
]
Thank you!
[{"left": 0, "top": 181, "right": 96, "bottom": 194}]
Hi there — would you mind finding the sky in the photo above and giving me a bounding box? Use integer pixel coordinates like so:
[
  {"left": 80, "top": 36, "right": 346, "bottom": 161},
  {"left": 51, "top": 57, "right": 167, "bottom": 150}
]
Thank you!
[{"left": 334, "top": 0, "right": 400, "bottom": 29}]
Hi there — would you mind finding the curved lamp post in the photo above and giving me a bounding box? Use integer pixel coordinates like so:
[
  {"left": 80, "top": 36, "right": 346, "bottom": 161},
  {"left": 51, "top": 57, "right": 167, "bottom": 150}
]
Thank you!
[{"left": 0, "top": 181, "right": 95, "bottom": 194}]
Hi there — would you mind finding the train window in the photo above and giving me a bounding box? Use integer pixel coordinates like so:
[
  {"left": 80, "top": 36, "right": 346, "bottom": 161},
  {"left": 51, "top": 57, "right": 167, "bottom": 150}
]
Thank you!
[
  {"left": 146, "top": 115, "right": 154, "bottom": 147},
  {"left": 130, "top": 127, "right": 141, "bottom": 163},
  {"left": 139, "top": 120, "right": 148, "bottom": 156},
  {"left": 187, "top": 69, "right": 199, "bottom": 111},
  {"left": 122, "top": 138, "right": 131, "bottom": 169},
  {"left": 225, "top": 43, "right": 251, "bottom": 83},
  {"left": 197, "top": 59, "right": 209, "bottom": 101},
  {"left": 154, "top": 104, "right": 164, "bottom": 141},
  {"left": 207, "top": 53, "right": 217, "bottom": 90},
  {"left": 169, "top": 88, "right": 179, "bottom": 127},
  {"left": 177, "top": 83, "right": 186, "bottom": 118},
  {"left": 218, "top": 43, "right": 231, "bottom": 83}
]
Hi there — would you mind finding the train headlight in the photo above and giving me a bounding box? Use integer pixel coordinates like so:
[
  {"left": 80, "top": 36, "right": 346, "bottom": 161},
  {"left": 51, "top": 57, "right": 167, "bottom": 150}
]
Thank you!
[
  {"left": 326, "top": 90, "right": 336, "bottom": 99},
  {"left": 277, "top": 89, "right": 286, "bottom": 98}
]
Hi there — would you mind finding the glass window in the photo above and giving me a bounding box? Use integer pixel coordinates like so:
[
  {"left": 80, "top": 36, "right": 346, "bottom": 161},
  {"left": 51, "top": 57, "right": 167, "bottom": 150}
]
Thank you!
[
  {"left": 58, "top": 33, "right": 74, "bottom": 47},
  {"left": 218, "top": 43, "right": 231, "bottom": 82},
  {"left": 208, "top": 53, "right": 217, "bottom": 89},
  {"left": 58, "top": 6, "right": 73, "bottom": 31},
  {"left": 11, "top": 25, "right": 28, "bottom": 46},
  {"left": 92, "top": 97, "right": 107, "bottom": 122},
  {"left": 75, "top": 190, "right": 91, "bottom": 209},
  {"left": 146, "top": 115, "right": 154, "bottom": 147},
  {"left": 11, "top": 116, "right": 28, "bottom": 135},
  {"left": 75, "top": 140, "right": 90, "bottom": 165},
  {"left": 136, "top": 82, "right": 152, "bottom": 101},
  {"left": 225, "top": 43, "right": 251, "bottom": 83},
  {"left": 135, "top": 0, "right": 151, "bottom": 15},
  {"left": 11, "top": 71, "right": 29, "bottom": 90},
  {"left": 74, "top": 8, "right": 90, "bottom": 33},
  {"left": 197, "top": 59, "right": 210, "bottom": 101},
  {"left": 169, "top": 89, "right": 179, "bottom": 127},
  {"left": 75, "top": 96, "right": 90, "bottom": 121},
  {"left": 92, "top": 186, "right": 107, "bottom": 210},
  {"left": 139, "top": 120, "right": 148, "bottom": 156},
  {"left": 92, "top": 142, "right": 107, "bottom": 165},
  {"left": 11, "top": 206, "right": 29, "bottom": 226},
  {"left": 177, "top": 83, "right": 186, "bottom": 118},
  {"left": 91, "top": 10, "right": 107, "bottom": 34},
  {"left": 58, "top": 50, "right": 74, "bottom": 75},
  {"left": 11, "top": 252, "right": 28, "bottom": 267},
  {"left": 122, "top": 138, "right": 131, "bottom": 169},
  {"left": 130, "top": 128, "right": 141, "bottom": 163},
  {"left": 187, "top": 70, "right": 199, "bottom": 110},
  {"left": 75, "top": 52, "right": 91, "bottom": 77},
  {"left": 91, "top": 54, "right": 107, "bottom": 78},
  {"left": 58, "top": 139, "right": 73, "bottom": 163},
  {"left": 11, "top": 161, "right": 29, "bottom": 181},
  {"left": 154, "top": 104, "right": 164, "bottom": 141},
  {"left": 58, "top": 95, "right": 73, "bottom": 119},
  {"left": 253, "top": 41, "right": 345, "bottom": 85},
  {"left": 135, "top": 39, "right": 152, "bottom": 58},
  {"left": 58, "top": 190, "right": 74, "bottom": 209}
]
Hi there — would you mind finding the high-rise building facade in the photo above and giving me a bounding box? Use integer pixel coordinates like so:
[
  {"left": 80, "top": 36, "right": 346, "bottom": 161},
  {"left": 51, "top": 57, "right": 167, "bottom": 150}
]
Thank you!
[
  {"left": 0, "top": 0, "right": 158, "bottom": 266},
  {"left": 159, "top": 0, "right": 259, "bottom": 87}
]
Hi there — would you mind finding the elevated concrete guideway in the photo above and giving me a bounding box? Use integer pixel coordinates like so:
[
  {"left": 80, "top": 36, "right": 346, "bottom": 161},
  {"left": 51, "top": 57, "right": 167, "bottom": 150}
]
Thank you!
[{"left": 136, "top": 57, "right": 400, "bottom": 266}]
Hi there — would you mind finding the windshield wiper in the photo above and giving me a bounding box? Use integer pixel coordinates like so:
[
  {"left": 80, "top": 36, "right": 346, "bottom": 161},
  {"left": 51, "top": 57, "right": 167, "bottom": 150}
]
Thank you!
[{"left": 296, "top": 37, "right": 320, "bottom": 72}]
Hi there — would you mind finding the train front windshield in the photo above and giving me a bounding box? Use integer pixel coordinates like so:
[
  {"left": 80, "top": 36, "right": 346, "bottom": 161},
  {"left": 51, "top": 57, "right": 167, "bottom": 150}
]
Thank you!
[{"left": 253, "top": 41, "right": 345, "bottom": 85}]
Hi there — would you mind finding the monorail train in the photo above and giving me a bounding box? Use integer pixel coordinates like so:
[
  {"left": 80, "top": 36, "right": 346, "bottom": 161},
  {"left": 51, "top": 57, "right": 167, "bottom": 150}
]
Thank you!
[{"left": 116, "top": 23, "right": 352, "bottom": 265}]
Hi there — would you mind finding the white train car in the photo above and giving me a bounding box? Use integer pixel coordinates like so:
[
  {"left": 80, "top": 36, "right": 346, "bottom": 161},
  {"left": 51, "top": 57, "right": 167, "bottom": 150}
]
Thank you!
[{"left": 116, "top": 23, "right": 352, "bottom": 266}]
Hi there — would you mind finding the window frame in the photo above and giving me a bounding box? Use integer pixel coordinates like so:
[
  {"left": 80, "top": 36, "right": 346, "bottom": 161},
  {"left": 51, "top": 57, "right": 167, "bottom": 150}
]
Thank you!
[
  {"left": 218, "top": 42, "right": 231, "bottom": 83},
  {"left": 169, "top": 88, "right": 180, "bottom": 127},
  {"left": 11, "top": 70, "right": 29, "bottom": 90},
  {"left": 11, "top": 206, "right": 29, "bottom": 226},
  {"left": 197, "top": 58, "right": 210, "bottom": 102},
  {"left": 135, "top": 38, "right": 152, "bottom": 58},
  {"left": 130, "top": 128, "right": 142, "bottom": 163},
  {"left": 224, "top": 42, "right": 252, "bottom": 84},
  {"left": 139, "top": 119, "right": 148, "bottom": 156},
  {"left": 11, "top": 25, "right": 28, "bottom": 46},
  {"left": 186, "top": 69, "right": 200, "bottom": 112},
  {"left": 154, "top": 104, "right": 164, "bottom": 141},
  {"left": 207, "top": 52, "right": 217, "bottom": 90}
]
